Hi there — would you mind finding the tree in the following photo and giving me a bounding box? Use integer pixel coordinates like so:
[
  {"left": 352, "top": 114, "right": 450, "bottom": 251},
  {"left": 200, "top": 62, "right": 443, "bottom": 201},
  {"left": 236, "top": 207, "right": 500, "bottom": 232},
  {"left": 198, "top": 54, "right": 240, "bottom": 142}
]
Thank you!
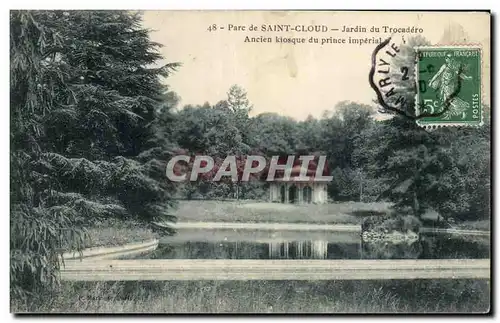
[
  {"left": 10, "top": 11, "right": 178, "bottom": 300},
  {"left": 433, "top": 126, "right": 490, "bottom": 220},
  {"left": 321, "top": 101, "right": 375, "bottom": 200},
  {"left": 10, "top": 10, "right": 87, "bottom": 301},
  {"left": 226, "top": 84, "right": 253, "bottom": 146},
  {"left": 296, "top": 115, "right": 324, "bottom": 152},
  {"left": 171, "top": 102, "right": 249, "bottom": 200},
  {"left": 173, "top": 104, "right": 243, "bottom": 156},
  {"left": 227, "top": 84, "right": 253, "bottom": 114},
  {"left": 248, "top": 113, "right": 300, "bottom": 155},
  {"left": 356, "top": 111, "right": 490, "bottom": 221}
]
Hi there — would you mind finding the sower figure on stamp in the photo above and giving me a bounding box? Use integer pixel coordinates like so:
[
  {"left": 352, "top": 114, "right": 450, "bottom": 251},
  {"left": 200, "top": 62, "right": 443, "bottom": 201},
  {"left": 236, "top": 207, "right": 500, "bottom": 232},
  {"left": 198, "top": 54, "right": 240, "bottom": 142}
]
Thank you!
[{"left": 428, "top": 53, "right": 473, "bottom": 120}]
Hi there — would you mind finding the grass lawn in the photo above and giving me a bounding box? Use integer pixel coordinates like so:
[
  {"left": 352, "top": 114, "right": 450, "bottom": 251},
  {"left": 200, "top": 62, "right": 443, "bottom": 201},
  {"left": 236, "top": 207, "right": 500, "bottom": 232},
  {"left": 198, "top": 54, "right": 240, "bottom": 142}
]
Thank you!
[
  {"left": 13, "top": 279, "right": 489, "bottom": 313},
  {"left": 170, "top": 200, "right": 392, "bottom": 225},
  {"left": 82, "top": 220, "right": 156, "bottom": 249}
]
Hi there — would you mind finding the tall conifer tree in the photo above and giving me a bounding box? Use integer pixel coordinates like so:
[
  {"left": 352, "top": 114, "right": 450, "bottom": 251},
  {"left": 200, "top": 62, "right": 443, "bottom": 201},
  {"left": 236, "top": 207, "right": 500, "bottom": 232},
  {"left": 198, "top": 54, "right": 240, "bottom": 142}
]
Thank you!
[{"left": 10, "top": 10, "right": 178, "bottom": 299}]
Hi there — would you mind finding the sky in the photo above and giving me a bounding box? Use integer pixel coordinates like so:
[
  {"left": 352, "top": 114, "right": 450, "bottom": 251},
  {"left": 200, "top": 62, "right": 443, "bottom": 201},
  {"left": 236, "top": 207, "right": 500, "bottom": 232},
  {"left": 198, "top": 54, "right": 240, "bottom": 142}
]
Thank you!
[{"left": 142, "top": 11, "right": 490, "bottom": 120}]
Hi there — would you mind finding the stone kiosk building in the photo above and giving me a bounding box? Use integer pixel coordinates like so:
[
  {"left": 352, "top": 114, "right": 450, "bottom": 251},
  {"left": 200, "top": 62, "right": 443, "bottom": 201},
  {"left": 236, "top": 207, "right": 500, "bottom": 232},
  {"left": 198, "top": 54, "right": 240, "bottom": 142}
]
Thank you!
[{"left": 268, "top": 158, "right": 330, "bottom": 204}]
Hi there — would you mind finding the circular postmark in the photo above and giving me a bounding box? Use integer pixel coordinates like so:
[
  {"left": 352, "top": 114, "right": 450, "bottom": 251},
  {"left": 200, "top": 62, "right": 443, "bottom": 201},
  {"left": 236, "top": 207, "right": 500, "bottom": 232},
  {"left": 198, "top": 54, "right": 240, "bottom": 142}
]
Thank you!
[{"left": 369, "top": 34, "right": 416, "bottom": 118}]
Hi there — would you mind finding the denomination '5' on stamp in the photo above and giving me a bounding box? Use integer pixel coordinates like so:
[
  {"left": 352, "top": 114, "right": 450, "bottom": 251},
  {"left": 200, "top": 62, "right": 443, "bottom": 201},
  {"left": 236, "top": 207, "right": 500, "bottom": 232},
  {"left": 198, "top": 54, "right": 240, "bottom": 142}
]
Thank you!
[{"left": 415, "top": 46, "right": 482, "bottom": 127}]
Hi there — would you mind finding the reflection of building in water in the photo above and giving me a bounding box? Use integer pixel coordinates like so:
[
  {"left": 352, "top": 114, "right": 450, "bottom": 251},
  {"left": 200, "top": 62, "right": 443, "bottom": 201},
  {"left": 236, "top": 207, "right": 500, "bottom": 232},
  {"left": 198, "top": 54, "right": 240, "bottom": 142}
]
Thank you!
[
  {"left": 161, "top": 240, "right": 359, "bottom": 260},
  {"left": 268, "top": 241, "right": 328, "bottom": 259}
]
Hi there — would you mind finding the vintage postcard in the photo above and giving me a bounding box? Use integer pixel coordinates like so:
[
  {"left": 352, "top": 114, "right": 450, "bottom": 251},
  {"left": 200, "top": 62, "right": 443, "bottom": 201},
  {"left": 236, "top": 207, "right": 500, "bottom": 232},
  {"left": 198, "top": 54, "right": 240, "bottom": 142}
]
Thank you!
[{"left": 10, "top": 10, "right": 490, "bottom": 314}]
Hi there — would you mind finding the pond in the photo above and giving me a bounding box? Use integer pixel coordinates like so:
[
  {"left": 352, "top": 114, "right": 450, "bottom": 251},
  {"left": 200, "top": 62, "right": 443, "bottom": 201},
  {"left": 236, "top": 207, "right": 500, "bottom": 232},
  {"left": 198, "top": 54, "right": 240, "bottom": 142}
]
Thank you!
[{"left": 135, "top": 228, "right": 490, "bottom": 260}]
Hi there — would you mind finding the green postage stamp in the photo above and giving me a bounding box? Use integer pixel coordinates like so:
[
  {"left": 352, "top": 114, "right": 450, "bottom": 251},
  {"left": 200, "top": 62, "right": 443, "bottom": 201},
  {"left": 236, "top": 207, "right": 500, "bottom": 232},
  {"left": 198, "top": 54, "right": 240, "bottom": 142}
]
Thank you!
[{"left": 415, "top": 46, "right": 482, "bottom": 128}]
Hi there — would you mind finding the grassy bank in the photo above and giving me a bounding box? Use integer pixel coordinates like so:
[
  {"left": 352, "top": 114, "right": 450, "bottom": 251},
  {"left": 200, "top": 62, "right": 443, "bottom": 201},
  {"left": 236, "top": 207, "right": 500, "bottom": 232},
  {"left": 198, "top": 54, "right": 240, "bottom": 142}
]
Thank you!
[
  {"left": 13, "top": 279, "right": 489, "bottom": 313},
  {"left": 171, "top": 200, "right": 491, "bottom": 232},
  {"left": 171, "top": 200, "right": 392, "bottom": 225},
  {"left": 83, "top": 220, "right": 156, "bottom": 249}
]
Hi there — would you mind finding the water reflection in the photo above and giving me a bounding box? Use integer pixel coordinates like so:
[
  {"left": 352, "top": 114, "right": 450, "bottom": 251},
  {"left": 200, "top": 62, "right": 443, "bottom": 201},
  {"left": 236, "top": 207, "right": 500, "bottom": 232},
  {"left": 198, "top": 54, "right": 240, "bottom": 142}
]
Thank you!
[
  {"left": 268, "top": 241, "right": 360, "bottom": 259},
  {"left": 148, "top": 240, "right": 361, "bottom": 260},
  {"left": 269, "top": 241, "right": 328, "bottom": 259},
  {"left": 420, "top": 234, "right": 490, "bottom": 259},
  {"left": 143, "top": 230, "right": 490, "bottom": 261}
]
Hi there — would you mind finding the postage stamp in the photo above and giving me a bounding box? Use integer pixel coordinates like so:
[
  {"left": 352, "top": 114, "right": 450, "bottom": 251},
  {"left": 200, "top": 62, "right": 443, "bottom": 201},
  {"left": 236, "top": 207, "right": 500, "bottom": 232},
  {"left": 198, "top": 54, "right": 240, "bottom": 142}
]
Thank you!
[{"left": 415, "top": 46, "right": 482, "bottom": 128}]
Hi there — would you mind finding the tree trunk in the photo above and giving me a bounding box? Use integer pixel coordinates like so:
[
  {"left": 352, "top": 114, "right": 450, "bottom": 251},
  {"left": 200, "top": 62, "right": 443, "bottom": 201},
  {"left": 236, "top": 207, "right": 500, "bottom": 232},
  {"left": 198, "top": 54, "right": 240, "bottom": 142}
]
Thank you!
[
  {"left": 359, "top": 176, "right": 363, "bottom": 202},
  {"left": 412, "top": 190, "right": 420, "bottom": 218}
]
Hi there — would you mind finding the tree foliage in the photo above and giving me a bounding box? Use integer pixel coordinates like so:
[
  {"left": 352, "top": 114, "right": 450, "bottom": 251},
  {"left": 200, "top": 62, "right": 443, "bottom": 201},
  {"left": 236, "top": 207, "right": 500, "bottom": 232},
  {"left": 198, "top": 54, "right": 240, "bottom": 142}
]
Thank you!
[{"left": 10, "top": 10, "right": 178, "bottom": 299}]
